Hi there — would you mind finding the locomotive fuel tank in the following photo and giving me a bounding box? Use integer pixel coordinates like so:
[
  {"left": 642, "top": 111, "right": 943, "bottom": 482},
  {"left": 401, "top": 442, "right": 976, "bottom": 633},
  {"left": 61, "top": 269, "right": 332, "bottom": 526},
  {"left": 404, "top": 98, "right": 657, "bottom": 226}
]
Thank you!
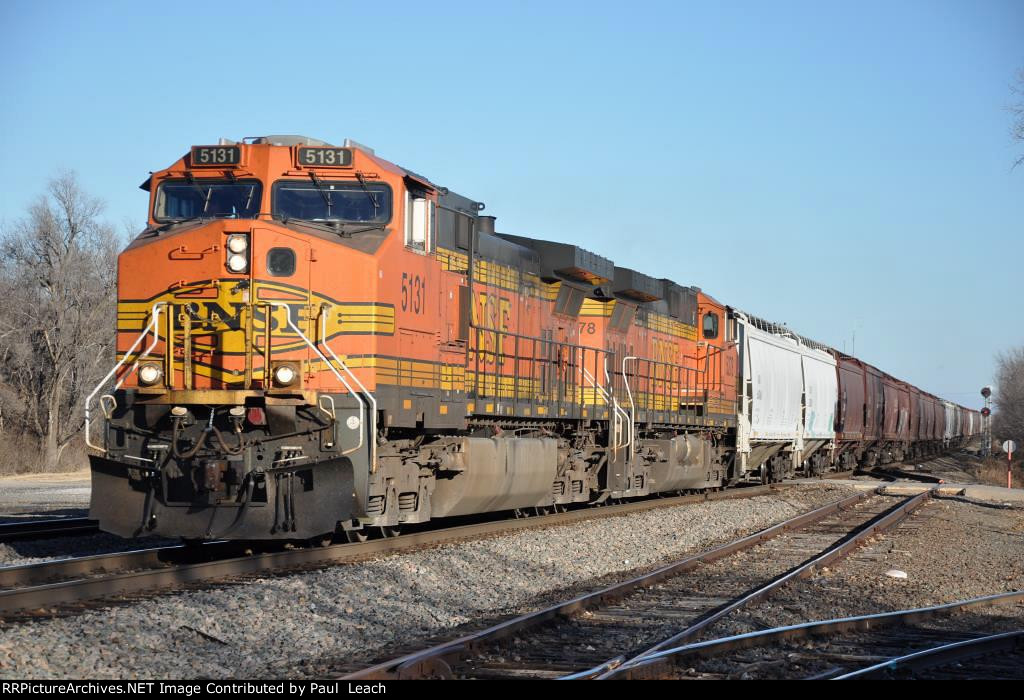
[{"left": 429, "top": 437, "right": 559, "bottom": 517}]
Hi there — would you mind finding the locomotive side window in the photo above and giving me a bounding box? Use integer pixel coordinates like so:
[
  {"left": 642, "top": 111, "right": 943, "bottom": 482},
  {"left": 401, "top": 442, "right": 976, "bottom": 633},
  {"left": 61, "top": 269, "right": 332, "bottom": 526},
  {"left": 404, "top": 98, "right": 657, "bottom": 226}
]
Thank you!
[
  {"left": 405, "top": 195, "right": 434, "bottom": 252},
  {"left": 154, "top": 179, "right": 262, "bottom": 222},
  {"left": 272, "top": 181, "right": 391, "bottom": 224},
  {"left": 267, "top": 248, "right": 296, "bottom": 277},
  {"left": 703, "top": 312, "right": 719, "bottom": 339}
]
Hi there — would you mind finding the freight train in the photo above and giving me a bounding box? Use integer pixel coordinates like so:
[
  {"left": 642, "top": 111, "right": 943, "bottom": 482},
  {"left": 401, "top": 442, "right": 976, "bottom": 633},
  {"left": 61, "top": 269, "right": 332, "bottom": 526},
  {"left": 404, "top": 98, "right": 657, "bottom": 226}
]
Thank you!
[{"left": 85, "top": 136, "right": 982, "bottom": 541}]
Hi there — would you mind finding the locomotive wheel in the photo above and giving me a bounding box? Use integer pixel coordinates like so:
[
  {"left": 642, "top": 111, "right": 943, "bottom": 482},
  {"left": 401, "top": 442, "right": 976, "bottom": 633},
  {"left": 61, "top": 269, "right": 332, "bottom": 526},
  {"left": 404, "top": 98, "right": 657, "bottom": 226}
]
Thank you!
[
  {"left": 344, "top": 529, "right": 369, "bottom": 543},
  {"left": 376, "top": 525, "right": 401, "bottom": 538}
]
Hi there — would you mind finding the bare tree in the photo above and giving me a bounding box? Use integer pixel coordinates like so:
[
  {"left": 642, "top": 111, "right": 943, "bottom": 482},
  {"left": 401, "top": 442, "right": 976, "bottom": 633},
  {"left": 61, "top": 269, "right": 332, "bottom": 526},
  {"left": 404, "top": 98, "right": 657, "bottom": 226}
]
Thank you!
[
  {"left": 1013, "top": 68, "right": 1024, "bottom": 169},
  {"left": 0, "top": 172, "right": 119, "bottom": 471},
  {"left": 993, "top": 346, "right": 1024, "bottom": 447}
]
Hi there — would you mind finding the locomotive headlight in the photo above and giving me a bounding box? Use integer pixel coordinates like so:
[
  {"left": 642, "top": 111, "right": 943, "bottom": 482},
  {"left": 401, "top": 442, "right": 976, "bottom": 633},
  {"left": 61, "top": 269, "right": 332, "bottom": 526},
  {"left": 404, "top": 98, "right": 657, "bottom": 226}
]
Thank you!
[
  {"left": 138, "top": 363, "right": 163, "bottom": 386},
  {"left": 227, "top": 234, "right": 248, "bottom": 254},
  {"left": 227, "top": 254, "right": 248, "bottom": 273},
  {"left": 273, "top": 363, "right": 298, "bottom": 387}
]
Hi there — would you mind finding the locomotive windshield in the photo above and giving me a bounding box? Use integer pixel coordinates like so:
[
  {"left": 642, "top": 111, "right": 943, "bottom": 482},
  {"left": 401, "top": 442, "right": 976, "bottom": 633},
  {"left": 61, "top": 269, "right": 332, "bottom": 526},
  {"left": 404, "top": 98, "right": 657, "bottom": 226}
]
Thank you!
[
  {"left": 272, "top": 180, "right": 392, "bottom": 224},
  {"left": 154, "top": 179, "right": 262, "bottom": 222}
]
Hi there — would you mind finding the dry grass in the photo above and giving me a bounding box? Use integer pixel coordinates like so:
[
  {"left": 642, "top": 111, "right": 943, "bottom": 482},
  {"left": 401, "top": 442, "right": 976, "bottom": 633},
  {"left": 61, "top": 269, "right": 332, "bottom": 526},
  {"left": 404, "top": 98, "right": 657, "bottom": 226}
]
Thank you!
[
  {"left": 0, "top": 436, "right": 89, "bottom": 476},
  {"left": 968, "top": 456, "right": 1024, "bottom": 489}
]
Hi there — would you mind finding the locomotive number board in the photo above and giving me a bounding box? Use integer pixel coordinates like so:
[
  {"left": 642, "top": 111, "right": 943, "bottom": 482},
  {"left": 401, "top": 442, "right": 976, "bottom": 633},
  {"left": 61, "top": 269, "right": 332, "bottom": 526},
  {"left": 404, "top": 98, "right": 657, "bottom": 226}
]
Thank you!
[
  {"left": 296, "top": 147, "right": 353, "bottom": 168},
  {"left": 191, "top": 146, "right": 241, "bottom": 166}
]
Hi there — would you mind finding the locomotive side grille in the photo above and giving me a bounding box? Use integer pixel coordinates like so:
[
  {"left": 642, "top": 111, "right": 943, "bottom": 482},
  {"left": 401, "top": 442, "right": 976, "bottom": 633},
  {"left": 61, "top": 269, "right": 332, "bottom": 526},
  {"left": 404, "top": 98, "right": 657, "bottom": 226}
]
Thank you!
[
  {"left": 552, "top": 481, "right": 566, "bottom": 497},
  {"left": 398, "top": 492, "right": 418, "bottom": 512},
  {"left": 367, "top": 495, "right": 386, "bottom": 516},
  {"left": 571, "top": 480, "right": 584, "bottom": 494}
]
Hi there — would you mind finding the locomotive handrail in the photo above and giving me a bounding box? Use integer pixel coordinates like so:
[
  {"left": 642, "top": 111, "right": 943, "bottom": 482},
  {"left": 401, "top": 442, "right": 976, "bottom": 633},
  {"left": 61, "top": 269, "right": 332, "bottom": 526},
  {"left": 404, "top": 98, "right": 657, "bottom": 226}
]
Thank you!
[
  {"left": 621, "top": 356, "right": 640, "bottom": 458},
  {"left": 84, "top": 302, "right": 168, "bottom": 453},
  {"left": 261, "top": 303, "right": 375, "bottom": 465},
  {"left": 315, "top": 306, "right": 378, "bottom": 468},
  {"left": 603, "top": 358, "right": 634, "bottom": 460},
  {"left": 581, "top": 364, "right": 631, "bottom": 455}
]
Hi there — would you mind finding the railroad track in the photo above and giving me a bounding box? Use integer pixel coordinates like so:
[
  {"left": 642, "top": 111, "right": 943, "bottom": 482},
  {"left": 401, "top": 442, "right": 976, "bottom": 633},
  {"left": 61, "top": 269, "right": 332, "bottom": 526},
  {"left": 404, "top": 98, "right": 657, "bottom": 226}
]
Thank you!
[
  {"left": 0, "top": 517, "right": 99, "bottom": 543},
  {"left": 606, "top": 591, "right": 1024, "bottom": 679},
  {"left": 341, "top": 488, "right": 931, "bottom": 680},
  {"left": 0, "top": 482, "right": 807, "bottom": 619}
]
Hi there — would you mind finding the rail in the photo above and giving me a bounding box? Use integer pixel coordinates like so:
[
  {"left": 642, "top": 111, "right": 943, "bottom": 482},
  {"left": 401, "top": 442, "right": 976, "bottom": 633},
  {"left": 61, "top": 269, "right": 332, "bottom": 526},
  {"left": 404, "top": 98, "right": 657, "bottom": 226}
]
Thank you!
[
  {"left": 602, "top": 590, "right": 1024, "bottom": 680},
  {"left": 0, "top": 486, "right": 784, "bottom": 617}
]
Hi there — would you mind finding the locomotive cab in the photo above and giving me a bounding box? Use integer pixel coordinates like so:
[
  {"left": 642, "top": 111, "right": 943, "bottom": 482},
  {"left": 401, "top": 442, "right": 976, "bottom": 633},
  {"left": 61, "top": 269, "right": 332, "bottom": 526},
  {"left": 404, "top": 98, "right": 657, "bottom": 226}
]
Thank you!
[{"left": 88, "top": 136, "right": 424, "bottom": 540}]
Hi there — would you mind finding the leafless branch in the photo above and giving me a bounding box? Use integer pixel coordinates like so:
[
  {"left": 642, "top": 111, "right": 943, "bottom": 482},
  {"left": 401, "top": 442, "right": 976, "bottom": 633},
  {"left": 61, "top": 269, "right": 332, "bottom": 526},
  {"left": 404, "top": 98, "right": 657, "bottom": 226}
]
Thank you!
[{"left": 0, "top": 172, "right": 118, "bottom": 471}]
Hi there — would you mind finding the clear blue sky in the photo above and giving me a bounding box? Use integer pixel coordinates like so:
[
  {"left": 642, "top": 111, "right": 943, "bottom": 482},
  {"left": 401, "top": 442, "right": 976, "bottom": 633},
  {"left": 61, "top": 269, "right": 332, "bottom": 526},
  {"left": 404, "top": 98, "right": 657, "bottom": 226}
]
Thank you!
[{"left": 1, "top": 0, "right": 1021, "bottom": 408}]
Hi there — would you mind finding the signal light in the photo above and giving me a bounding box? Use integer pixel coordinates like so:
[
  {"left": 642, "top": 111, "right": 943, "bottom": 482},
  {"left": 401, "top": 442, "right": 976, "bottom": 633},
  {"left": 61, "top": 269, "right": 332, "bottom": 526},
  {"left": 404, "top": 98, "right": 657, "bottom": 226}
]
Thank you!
[
  {"left": 981, "top": 407, "right": 991, "bottom": 417},
  {"left": 981, "top": 386, "right": 992, "bottom": 398}
]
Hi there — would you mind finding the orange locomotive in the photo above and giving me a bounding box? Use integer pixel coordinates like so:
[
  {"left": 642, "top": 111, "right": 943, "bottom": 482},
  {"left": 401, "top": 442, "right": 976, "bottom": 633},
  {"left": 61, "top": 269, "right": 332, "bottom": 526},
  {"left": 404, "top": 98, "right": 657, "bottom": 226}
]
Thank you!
[{"left": 86, "top": 136, "right": 738, "bottom": 540}]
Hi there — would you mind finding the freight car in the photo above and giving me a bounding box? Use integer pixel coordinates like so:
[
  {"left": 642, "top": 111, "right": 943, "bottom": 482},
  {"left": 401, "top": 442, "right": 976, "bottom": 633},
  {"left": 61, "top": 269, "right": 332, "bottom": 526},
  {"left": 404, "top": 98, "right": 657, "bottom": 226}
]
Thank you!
[{"left": 84, "top": 136, "right": 981, "bottom": 541}]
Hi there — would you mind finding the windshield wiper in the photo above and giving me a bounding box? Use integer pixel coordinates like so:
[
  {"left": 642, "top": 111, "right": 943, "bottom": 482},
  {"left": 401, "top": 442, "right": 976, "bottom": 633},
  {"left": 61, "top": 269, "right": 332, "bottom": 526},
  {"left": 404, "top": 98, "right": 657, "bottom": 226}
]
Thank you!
[
  {"left": 354, "top": 172, "right": 381, "bottom": 212},
  {"left": 152, "top": 216, "right": 211, "bottom": 233},
  {"left": 183, "top": 173, "right": 214, "bottom": 214},
  {"left": 224, "top": 172, "right": 256, "bottom": 218},
  {"left": 277, "top": 216, "right": 385, "bottom": 237},
  {"left": 308, "top": 172, "right": 333, "bottom": 214}
]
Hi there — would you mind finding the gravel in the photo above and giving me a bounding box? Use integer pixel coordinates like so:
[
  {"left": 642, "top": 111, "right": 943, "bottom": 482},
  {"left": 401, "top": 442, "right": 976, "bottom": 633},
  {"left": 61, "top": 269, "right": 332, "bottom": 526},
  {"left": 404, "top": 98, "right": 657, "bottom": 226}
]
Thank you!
[
  {"left": 0, "top": 483, "right": 858, "bottom": 679},
  {"left": 694, "top": 494, "right": 1024, "bottom": 645},
  {"left": 0, "top": 471, "right": 90, "bottom": 518},
  {"left": 0, "top": 533, "right": 180, "bottom": 568}
]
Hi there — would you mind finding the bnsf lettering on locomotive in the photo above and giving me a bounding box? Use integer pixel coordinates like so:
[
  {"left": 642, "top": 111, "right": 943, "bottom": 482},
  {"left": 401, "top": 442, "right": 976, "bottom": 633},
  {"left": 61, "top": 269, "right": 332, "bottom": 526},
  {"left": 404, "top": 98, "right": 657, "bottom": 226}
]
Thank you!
[
  {"left": 470, "top": 292, "right": 510, "bottom": 366},
  {"left": 171, "top": 301, "right": 303, "bottom": 333},
  {"left": 651, "top": 337, "right": 678, "bottom": 363}
]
